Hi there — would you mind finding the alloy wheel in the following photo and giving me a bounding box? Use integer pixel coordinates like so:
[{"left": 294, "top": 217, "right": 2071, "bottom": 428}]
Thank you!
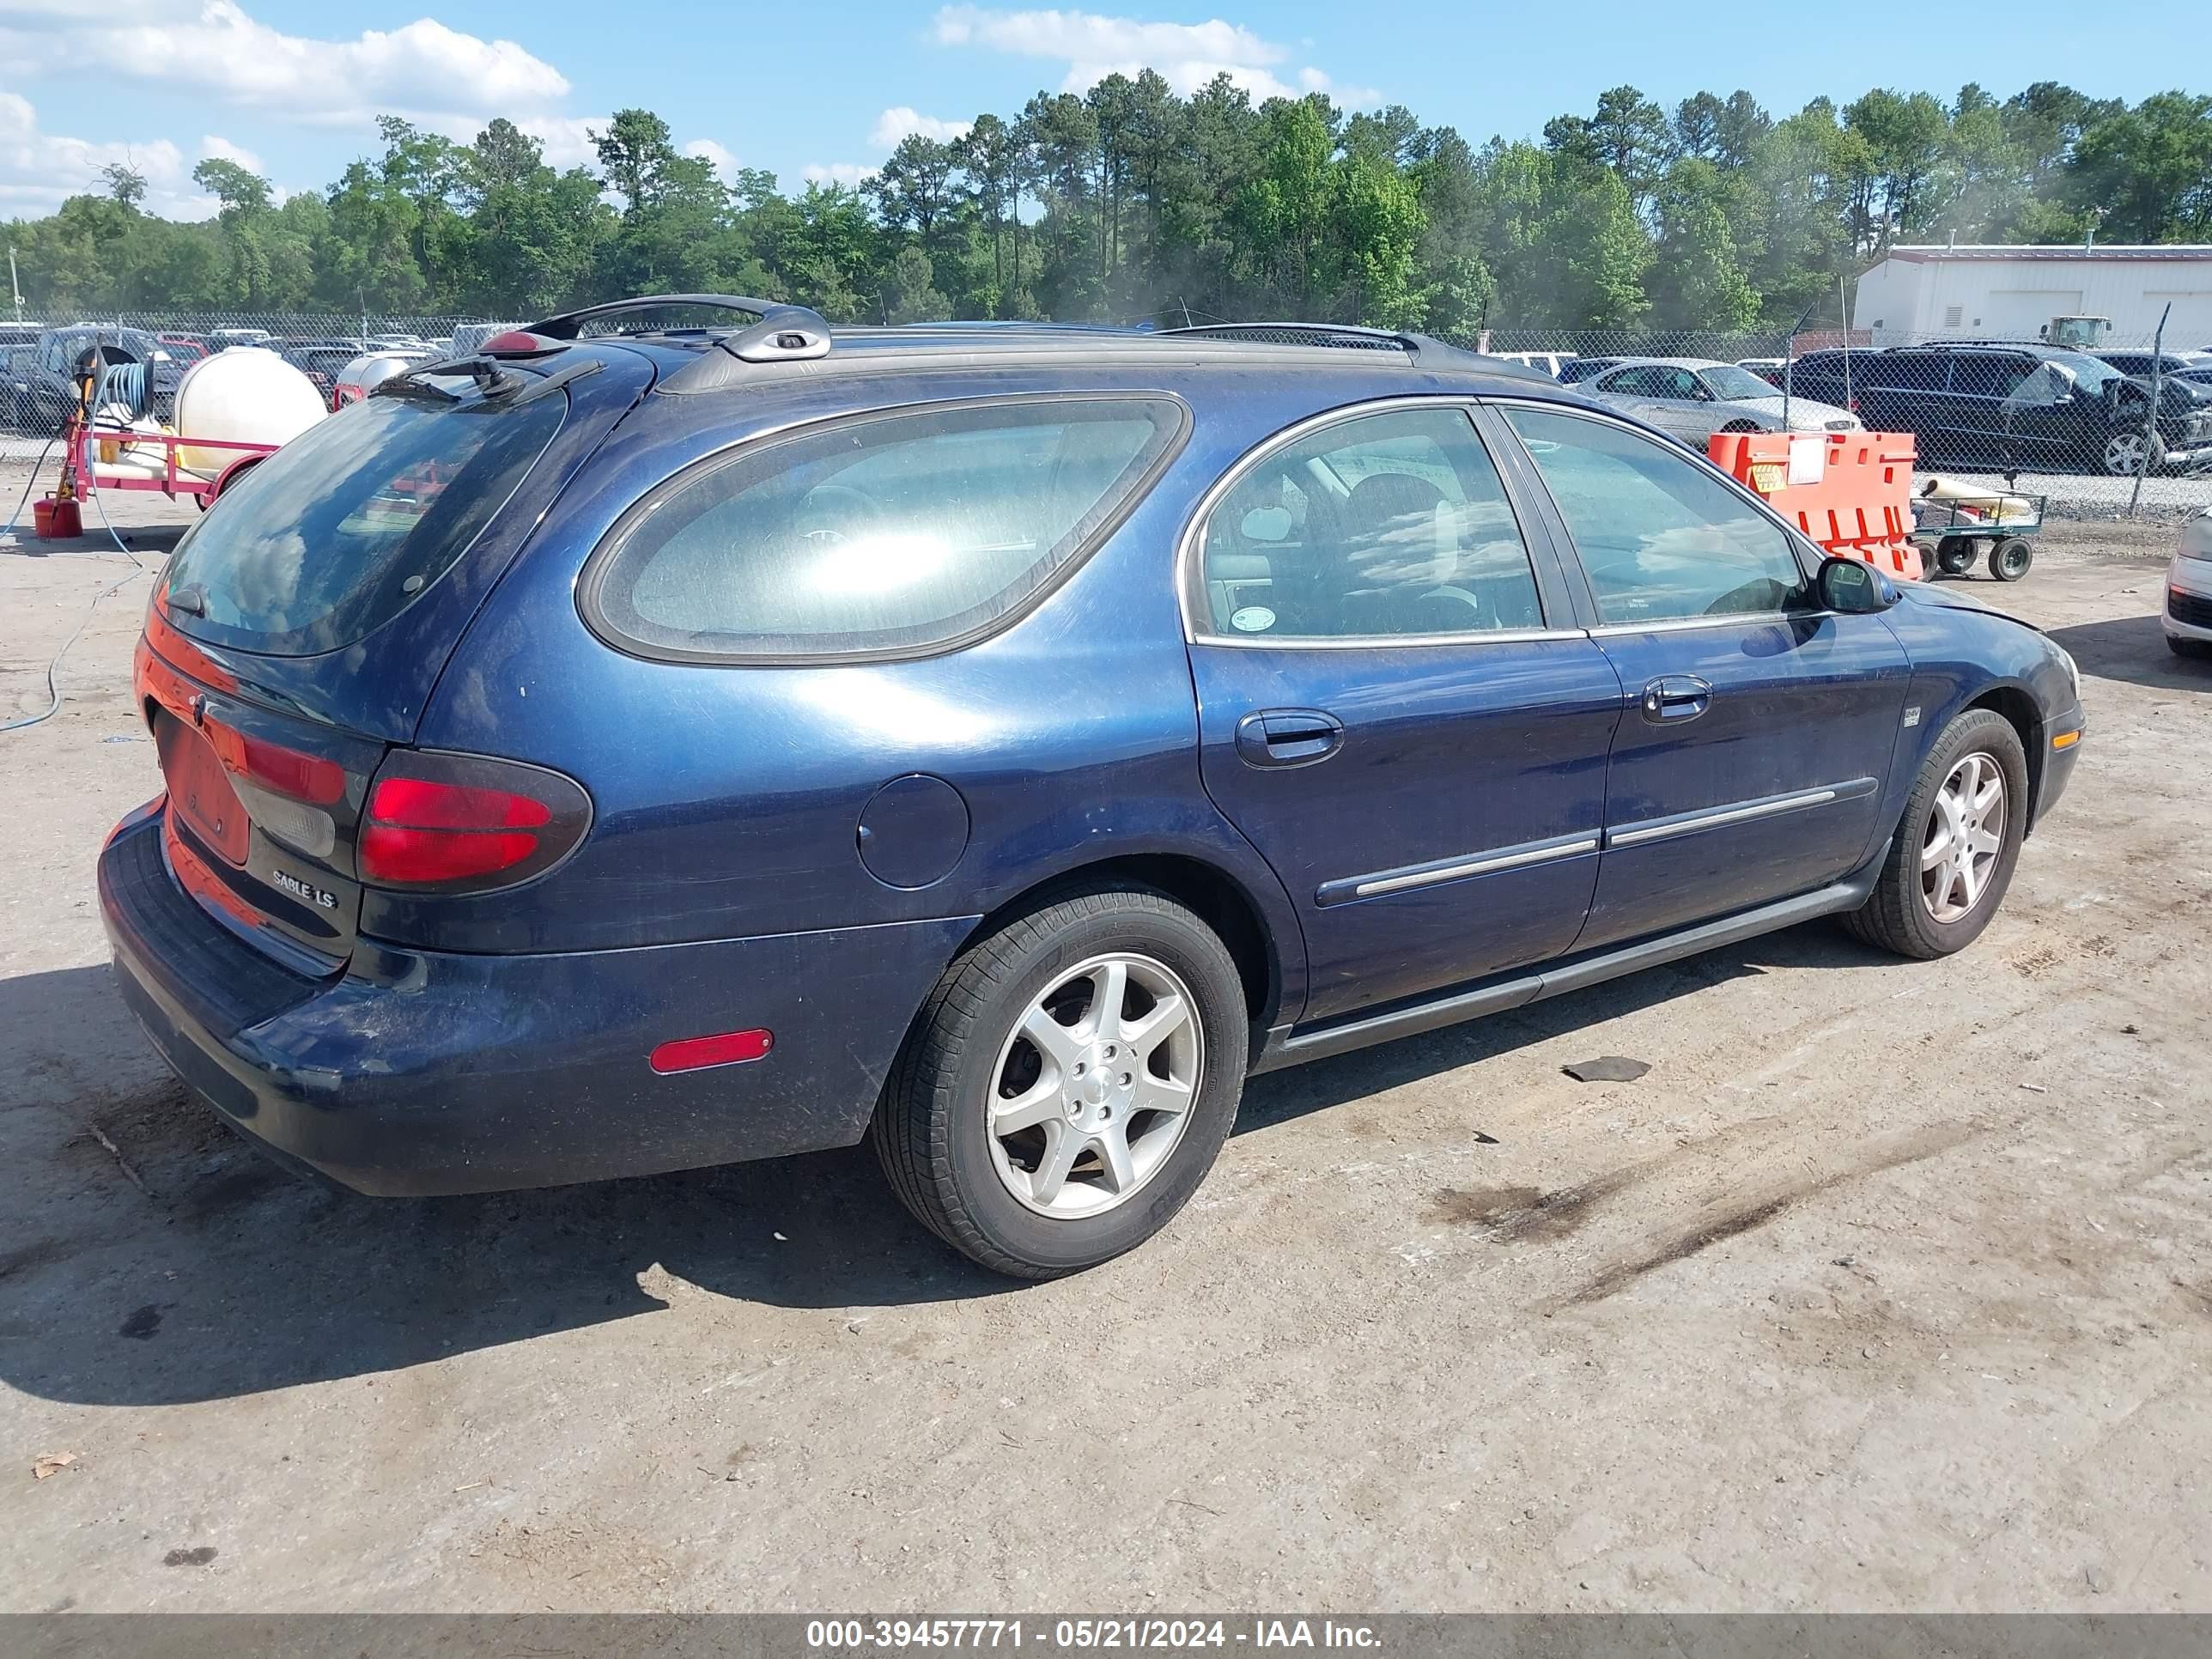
[
  {"left": 985, "top": 952, "right": 1204, "bottom": 1220},
  {"left": 1921, "top": 751, "right": 2007, "bottom": 923},
  {"left": 2102, "top": 432, "right": 2150, "bottom": 476}
]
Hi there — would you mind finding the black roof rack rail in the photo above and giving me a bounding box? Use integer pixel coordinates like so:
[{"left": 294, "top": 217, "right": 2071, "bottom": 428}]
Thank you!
[
  {"left": 1152, "top": 320, "right": 1557, "bottom": 378},
  {"left": 1155, "top": 320, "right": 1451, "bottom": 358},
  {"left": 526, "top": 294, "right": 830, "bottom": 362}
]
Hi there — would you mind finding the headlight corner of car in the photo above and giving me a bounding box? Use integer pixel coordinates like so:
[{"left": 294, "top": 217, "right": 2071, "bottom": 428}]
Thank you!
[{"left": 2054, "top": 641, "right": 2081, "bottom": 703}]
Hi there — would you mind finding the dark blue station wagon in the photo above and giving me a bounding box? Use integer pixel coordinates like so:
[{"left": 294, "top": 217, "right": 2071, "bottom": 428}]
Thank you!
[{"left": 100, "top": 297, "right": 2087, "bottom": 1277}]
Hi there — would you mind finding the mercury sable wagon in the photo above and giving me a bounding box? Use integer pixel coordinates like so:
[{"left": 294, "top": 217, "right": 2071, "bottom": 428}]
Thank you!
[{"left": 101, "top": 298, "right": 2086, "bottom": 1277}]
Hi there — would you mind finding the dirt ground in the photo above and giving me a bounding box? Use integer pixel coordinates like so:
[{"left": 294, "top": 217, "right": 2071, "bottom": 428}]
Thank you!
[{"left": 2, "top": 461, "right": 2208, "bottom": 1613}]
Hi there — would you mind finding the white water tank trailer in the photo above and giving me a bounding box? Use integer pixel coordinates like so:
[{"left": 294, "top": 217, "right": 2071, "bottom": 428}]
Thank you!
[{"left": 174, "top": 347, "right": 326, "bottom": 476}]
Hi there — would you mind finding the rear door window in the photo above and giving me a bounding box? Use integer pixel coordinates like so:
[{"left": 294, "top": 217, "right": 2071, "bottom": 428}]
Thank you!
[
  {"left": 1952, "top": 354, "right": 2035, "bottom": 399},
  {"left": 161, "top": 382, "right": 567, "bottom": 656},
  {"left": 1599, "top": 367, "right": 1667, "bottom": 398},
  {"left": 585, "top": 397, "right": 1185, "bottom": 662}
]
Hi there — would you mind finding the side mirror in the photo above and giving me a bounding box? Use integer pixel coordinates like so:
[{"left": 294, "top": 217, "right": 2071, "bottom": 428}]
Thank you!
[{"left": 1819, "top": 556, "right": 1898, "bottom": 614}]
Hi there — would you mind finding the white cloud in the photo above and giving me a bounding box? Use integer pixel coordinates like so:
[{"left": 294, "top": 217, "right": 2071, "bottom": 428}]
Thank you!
[
  {"left": 928, "top": 4, "right": 1376, "bottom": 104},
  {"left": 0, "top": 1, "right": 571, "bottom": 128},
  {"left": 198, "top": 134, "right": 263, "bottom": 174},
  {"left": 683, "top": 138, "right": 741, "bottom": 180},
  {"left": 0, "top": 91, "right": 213, "bottom": 219},
  {"left": 802, "top": 162, "right": 878, "bottom": 188},
  {"left": 517, "top": 115, "right": 609, "bottom": 171},
  {"left": 870, "top": 106, "right": 973, "bottom": 149}
]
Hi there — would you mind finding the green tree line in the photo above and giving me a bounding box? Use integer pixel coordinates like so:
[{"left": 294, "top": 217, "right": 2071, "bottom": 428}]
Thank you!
[{"left": 9, "top": 81, "right": 2210, "bottom": 332}]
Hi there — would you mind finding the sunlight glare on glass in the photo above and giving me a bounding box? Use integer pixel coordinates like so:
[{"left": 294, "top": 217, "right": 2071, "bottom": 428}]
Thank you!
[{"left": 806, "top": 531, "right": 954, "bottom": 595}]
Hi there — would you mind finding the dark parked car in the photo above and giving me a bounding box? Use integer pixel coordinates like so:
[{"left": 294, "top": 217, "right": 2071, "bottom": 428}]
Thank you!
[
  {"left": 100, "top": 297, "right": 2087, "bottom": 1278},
  {"left": 2096, "top": 349, "right": 2212, "bottom": 393},
  {"left": 1556, "top": 356, "right": 1623, "bottom": 384},
  {"left": 8, "top": 325, "right": 185, "bottom": 432},
  {"left": 1791, "top": 343, "right": 2212, "bottom": 476},
  {"left": 3, "top": 343, "right": 53, "bottom": 431},
  {"left": 279, "top": 338, "right": 366, "bottom": 400}
]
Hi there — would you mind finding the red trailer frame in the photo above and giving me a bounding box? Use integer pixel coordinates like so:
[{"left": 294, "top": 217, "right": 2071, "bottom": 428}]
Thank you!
[{"left": 70, "top": 421, "right": 280, "bottom": 507}]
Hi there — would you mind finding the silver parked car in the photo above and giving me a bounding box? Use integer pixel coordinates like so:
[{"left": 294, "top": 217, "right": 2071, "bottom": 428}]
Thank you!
[
  {"left": 331, "top": 348, "right": 435, "bottom": 408},
  {"left": 1583, "top": 356, "right": 1861, "bottom": 446}
]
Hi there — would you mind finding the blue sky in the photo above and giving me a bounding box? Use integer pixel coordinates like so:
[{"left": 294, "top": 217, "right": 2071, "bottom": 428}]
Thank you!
[{"left": 0, "top": 0, "right": 2187, "bottom": 221}]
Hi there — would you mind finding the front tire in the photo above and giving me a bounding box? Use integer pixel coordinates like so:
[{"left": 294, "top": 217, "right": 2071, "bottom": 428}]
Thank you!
[
  {"left": 2100, "top": 428, "right": 2165, "bottom": 477},
  {"left": 1843, "top": 708, "right": 2029, "bottom": 960},
  {"left": 872, "top": 884, "right": 1249, "bottom": 1279}
]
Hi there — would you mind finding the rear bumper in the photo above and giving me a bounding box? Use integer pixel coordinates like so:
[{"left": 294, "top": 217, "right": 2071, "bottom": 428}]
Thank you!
[
  {"left": 100, "top": 804, "right": 975, "bottom": 1196},
  {"left": 2167, "top": 567, "right": 2212, "bottom": 641}
]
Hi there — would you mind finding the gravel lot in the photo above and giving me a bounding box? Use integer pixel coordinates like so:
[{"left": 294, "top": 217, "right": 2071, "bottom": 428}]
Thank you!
[{"left": 2, "top": 465, "right": 2208, "bottom": 1613}]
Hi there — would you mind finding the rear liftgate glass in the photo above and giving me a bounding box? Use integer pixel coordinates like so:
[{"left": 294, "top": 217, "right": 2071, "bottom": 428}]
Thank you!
[{"left": 142, "top": 365, "right": 588, "bottom": 970}]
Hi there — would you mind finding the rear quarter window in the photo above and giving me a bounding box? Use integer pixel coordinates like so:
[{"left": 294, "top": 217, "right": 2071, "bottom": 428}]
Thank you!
[{"left": 583, "top": 396, "right": 1187, "bottom": 662}]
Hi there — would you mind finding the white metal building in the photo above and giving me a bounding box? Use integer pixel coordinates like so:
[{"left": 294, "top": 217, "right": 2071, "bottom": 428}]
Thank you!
[{"left": 1853, "top": 245, "right": 2212, "bottom": 347}]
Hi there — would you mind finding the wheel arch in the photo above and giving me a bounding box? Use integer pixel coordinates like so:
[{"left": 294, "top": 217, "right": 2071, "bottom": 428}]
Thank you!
[
  {"left": 959, "top": 852, "right": 1289, "bottom": 1032},
  {"left": 1963, "top": 682, "right": 2045, "bottom": 835}
]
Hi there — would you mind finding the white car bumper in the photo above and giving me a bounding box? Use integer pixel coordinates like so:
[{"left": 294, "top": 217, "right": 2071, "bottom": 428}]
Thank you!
[{"left": 2167, "top": 532, "right": 2212, "bottom": 641}]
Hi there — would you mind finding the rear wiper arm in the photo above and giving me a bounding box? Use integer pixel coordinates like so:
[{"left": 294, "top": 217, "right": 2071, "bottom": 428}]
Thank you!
[
  {"left": 166, "top": 583, "right": 207, "bottom": 616},
  {"left": 371, "top": 374, "right": 461, "bottom": 404},
  {"left": 373, "top": 355, "right": 523, "bottom": 403}
]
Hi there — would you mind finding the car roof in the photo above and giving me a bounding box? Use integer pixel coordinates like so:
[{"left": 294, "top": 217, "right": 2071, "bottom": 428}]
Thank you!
[
  {"left": 1915, "top": 340, "right": 2079, "bottom": 356},
  {"left": 594, "top": 319, "right": 1562, "bottom": 400},
  {"left": 1588, "top": 356, "right": 1732, "bottom": 372}
]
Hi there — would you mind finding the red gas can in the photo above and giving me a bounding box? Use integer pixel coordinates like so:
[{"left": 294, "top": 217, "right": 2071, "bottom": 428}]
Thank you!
[{"left": 32, "top": 495, "right": 82, "bottom": 539}]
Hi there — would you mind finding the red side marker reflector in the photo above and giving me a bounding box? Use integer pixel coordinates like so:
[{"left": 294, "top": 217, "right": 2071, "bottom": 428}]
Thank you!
[{"left": 649, "top": 1029, "right": 775, "bottom": 1075}]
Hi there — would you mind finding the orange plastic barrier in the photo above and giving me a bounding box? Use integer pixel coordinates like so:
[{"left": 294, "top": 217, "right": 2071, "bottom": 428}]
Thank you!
[{"left": 1708, "top": 429, "right": 1923, "bottom": 581}]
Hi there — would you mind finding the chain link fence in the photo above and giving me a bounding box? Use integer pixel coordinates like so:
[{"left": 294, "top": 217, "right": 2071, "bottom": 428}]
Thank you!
[
  {"left": 1470, "top": 323, "right": 2212, "bottom": 521},
  {"left": 0, "top": 310, "right": 510, "bottom": 456},
  {"left": 6, "top": 308, "right": 2209, "bottom": 520}
]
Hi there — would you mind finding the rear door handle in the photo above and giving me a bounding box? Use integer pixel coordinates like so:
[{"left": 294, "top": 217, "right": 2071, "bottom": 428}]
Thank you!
[
  {"left": 1639, "top": 675, "right": 1711, "bottom": 724},
  {"left": 1235, "top": 708, "right": 1345, "bottom": 769}
]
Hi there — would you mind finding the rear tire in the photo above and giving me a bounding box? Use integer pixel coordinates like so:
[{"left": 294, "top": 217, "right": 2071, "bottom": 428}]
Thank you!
[
  {"left": 1936, "top": 539, "right": 1977, "bottom": 576},
  {"left": 872, "top": 884, "right": 1249, "bottom": 1279},
  {"left": 1842, "top": 708, "right": 2028, "bottom": 960}
]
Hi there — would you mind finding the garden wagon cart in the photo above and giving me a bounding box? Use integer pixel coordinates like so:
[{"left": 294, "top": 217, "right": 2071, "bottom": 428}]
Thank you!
[{"left": 1911, "top": 477, "right": 2049, "bottom": 584}]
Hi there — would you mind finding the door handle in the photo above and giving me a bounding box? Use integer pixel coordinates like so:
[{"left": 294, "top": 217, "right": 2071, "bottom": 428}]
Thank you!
[
  {"left": 1235, "top": 708, "right": 1345, "bottom": 769},
  {"left": 1638, "top": 675, "right": 1711, "bottom": 724}
]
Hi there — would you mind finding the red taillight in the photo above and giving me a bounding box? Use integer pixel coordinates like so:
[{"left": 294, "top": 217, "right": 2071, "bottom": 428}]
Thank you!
[
  {"left": 369, "top": 776, "right": 551, "bottom": 831},
  {"left": 649, "top": 1029, "right": 774, "bottom": 1074},
  {"left": 198, "top": 718, "right": 347, "bottom": 805},
  {"left": 360, "top": 824, "right": 542, "bottom": 884},
  {"left": 357, "top": 753, "right": 589, "bottom": 890}
]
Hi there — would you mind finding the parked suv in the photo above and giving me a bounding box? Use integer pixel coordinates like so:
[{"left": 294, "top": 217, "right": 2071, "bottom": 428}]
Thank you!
[
  {"left": 100, "top": 297, "right": 2087, "bottom": 1278},
  {"left": 1792, "top": 343, "right": 2212, "bottom": 476}
]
